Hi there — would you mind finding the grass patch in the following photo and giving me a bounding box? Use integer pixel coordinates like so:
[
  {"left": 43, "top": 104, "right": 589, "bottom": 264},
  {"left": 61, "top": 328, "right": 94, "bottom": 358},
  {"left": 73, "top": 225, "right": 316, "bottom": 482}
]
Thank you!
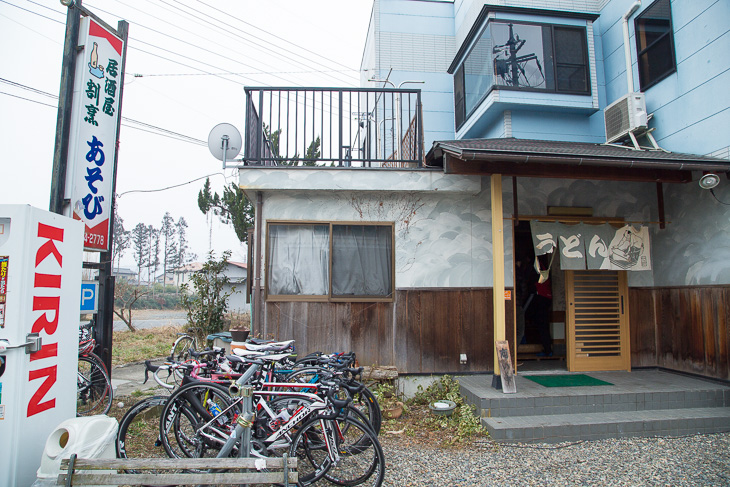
[
  {"left": 380, "top": 375, "right": 488, "bottom": 448},
  {"left": 112, "top": 326, "right": 182, "bottom": 367}
]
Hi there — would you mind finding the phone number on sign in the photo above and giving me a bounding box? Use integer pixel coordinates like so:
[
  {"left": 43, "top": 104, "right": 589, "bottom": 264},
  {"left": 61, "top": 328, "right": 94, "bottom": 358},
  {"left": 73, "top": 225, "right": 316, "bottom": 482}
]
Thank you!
[{"left": 84, "top": 233, "right": 105, "bottom": 247}]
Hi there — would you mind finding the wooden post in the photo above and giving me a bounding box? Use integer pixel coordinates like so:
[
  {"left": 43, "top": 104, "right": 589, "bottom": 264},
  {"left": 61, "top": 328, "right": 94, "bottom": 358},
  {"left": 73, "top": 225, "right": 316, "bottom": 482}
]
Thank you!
[{"left": 491, "top": 175, "right": 506, "bottom": 376}]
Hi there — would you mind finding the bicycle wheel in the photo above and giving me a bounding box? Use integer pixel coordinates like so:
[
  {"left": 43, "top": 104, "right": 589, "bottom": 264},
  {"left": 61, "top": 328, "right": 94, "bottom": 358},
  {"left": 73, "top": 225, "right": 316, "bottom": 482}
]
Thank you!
[
  {"left": 284, "top": 368, "right": 381, "bottom": 435},
  {"left": 77, "top": 355, "right": 113, "bottom": 416},
  {"left": 170, "top": 334, "right": 196, "bottom": 362},
  {"left": 159, "top": 381, "right": 239, "bottom": 458},
  {"left": 116, "top": 396, "right": 169, "bottom": 463},
  {"left": 351, "top": 385, "right": 382, "bottom": 436},
  {"left": 170, "top": 335, "right": 196, "bottom": 384},
  {"left": 291, "top": 415, "right": 385, "bottom": 487}
]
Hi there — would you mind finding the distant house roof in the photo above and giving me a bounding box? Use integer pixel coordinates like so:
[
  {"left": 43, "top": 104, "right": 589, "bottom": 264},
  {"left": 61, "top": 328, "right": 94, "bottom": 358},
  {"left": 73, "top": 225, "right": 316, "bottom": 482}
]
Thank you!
[
  {"left": 425, "top": 138, "right": 730, "bottom": 183},
  {"left": 113, "top": 267, "right": 137, "bottom": 277},
  {"left": 228, "top": 261, "right": 247, "bottom": 270},
  {"left": 173, "top": 262, "right": 203, "bottom": 273}
]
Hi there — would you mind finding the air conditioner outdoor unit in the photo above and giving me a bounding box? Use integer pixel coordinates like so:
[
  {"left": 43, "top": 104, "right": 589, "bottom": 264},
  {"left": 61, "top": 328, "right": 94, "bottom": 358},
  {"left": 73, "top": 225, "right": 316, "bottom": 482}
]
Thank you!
[{"left": 604, "top": 92, "right": 648, "bottom": 144}]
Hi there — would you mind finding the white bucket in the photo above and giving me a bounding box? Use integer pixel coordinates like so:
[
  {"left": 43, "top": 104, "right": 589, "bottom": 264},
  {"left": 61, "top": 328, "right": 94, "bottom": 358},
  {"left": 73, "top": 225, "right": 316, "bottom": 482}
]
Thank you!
[{"left": 34, "top": 415, "right": 118, "bottom": 485}]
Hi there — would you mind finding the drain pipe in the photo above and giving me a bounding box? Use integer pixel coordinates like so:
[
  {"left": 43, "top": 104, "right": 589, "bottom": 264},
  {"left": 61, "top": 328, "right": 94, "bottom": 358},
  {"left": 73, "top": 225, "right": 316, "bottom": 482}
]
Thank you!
[
  {"left": 623, "top": 1, "right": 642, "bottom": 93},
  {"left": 254, "top": 192, "right": 263, "bottom": 333}
]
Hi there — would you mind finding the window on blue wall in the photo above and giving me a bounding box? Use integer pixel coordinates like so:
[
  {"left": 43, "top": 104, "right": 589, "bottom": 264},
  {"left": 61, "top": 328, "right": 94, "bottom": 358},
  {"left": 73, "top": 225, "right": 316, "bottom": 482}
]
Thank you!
[
  {"left": 454, "top": 20, "right": 590, "bottom": 130},
  {"left": 635, "top": 0, "right": 676, "bottom": 90},
  {"left": 266, "top": 222, "right": 393, "bottom": 301}
]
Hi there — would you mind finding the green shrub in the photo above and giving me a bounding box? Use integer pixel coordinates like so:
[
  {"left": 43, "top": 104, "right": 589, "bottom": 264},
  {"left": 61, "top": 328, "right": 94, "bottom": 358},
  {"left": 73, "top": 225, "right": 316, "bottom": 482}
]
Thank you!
[
  {"left": 407, "top": 375, "right": 486, "bottom": 444},
  {"left": 180, "top": 251, "right": 234, "bottom": 336}
]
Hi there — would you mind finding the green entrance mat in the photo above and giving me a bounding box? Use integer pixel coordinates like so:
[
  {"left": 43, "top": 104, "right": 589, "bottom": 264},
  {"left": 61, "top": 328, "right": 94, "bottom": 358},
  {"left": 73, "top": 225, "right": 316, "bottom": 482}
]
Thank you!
[{"left": 523, "top": 374, "right": 613, "bottom": 387}]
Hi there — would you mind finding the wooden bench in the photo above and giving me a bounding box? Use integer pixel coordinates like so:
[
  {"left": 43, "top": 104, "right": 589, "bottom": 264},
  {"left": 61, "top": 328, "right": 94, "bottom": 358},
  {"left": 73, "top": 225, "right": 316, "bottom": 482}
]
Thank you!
[{"left": 58, "top": 454, "right": 297, "bottom": 486}]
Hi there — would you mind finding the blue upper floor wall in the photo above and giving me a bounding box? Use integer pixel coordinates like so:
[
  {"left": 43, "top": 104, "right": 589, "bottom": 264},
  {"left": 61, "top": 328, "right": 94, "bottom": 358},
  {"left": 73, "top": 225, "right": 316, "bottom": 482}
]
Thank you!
[
  {"left": 365, "top": 0, "right": 730, "bottom": 158},
  {"left": 361, "top": 0, "right": 457, "bottom": 149}
]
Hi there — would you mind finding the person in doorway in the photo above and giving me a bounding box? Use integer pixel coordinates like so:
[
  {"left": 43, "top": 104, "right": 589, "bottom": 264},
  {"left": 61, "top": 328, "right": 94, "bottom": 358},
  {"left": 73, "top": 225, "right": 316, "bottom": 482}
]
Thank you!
[
  {"left": 526, "top": 252, "right": 553, "bottom": 357},
  {"left": 514, "top": 257, "right": 533, "bottom": 347},
  {"left": 533, "top": 275, "right": 553, "bottom": 357}
]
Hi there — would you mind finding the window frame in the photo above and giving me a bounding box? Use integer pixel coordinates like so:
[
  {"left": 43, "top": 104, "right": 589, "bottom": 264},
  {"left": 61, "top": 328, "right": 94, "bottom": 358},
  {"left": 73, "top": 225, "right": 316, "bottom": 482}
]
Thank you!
[
  {"left": 454, "top": 19, "right": 591, "bottom": 131},
  {"left": 265, "top": 220, "right": 395, "bottom": 303},
  {"left": 634, "top": 0, "right": 677, "bottom": 91}
]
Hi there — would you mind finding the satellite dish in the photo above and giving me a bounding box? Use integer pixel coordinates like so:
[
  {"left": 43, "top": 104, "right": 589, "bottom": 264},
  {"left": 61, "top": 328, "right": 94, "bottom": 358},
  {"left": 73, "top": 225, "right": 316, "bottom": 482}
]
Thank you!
[
  {"left": 699, "top": 173, "right": 720, "bottom": 190},
  {"left": 208, "top": 123, "right": 242, "bottom": 168}
]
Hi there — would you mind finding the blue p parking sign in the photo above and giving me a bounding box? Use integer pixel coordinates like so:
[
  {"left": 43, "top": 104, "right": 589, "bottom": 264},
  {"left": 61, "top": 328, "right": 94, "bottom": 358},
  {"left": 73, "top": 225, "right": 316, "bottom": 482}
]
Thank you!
[{"left": 80, "top": 281, "right": 98, "bottom": 313}]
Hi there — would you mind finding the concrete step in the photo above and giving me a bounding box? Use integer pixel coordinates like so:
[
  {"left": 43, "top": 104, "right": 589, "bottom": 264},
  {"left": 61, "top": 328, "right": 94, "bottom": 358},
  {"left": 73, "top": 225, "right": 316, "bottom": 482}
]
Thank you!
[
  {"left": 469, "top": 387, "right": 730, "bottom": 418},
  {"left": 484, "top": 407, "right": 730, "bottom": 443}
]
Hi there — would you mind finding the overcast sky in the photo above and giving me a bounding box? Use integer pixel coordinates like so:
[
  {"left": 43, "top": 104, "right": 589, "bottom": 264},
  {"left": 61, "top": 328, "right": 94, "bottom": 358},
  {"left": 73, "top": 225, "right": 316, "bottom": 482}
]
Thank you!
[{"left": 0, "top": 0, "right": 373, "bottom": 269}]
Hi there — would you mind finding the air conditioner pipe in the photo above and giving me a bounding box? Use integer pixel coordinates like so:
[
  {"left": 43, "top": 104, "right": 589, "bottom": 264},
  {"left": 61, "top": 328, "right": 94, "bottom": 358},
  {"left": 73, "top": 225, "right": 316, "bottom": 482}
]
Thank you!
[{"left": 623, "top": 1, "right": 642, "bottom": 93}]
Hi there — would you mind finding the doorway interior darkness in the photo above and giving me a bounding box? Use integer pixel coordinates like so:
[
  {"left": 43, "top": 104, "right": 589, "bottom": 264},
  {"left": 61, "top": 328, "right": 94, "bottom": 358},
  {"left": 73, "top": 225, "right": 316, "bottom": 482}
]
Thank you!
[{"left": 514, "top": 220, "right": 566, "bottom": 369}]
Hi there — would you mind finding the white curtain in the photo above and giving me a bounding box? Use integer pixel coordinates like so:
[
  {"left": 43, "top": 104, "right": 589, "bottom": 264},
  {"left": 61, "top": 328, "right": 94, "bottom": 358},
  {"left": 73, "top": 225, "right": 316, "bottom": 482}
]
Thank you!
[
  {"left": 332, "top": 225, "right": 392, "bottom": 297},
  {"left": 267, "top": 224, "right": 329, "bottom": 295}
]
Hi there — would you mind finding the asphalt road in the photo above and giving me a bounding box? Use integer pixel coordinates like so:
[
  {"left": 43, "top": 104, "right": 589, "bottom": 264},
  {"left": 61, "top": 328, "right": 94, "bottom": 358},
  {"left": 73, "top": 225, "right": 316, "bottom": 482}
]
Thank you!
[{"left": 112, "top": 309, "right": 187, "bottom": 331}]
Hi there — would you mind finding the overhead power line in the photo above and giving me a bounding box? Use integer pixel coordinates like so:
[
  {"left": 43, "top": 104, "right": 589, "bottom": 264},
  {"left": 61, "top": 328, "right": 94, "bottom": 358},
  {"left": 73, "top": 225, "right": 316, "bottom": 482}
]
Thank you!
[
  {"left": 0, "top": 78, "right": 207, "bottom": 147},
  {"left": 117, "top": 172, "right": 226, "bottom": 197}
]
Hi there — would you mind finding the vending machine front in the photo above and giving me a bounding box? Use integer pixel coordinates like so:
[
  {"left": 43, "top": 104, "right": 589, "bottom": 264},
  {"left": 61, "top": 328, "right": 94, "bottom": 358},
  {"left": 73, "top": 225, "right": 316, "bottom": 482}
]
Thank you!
[{"left": 0, "top": 205, "right": 83, "bottom": 486}]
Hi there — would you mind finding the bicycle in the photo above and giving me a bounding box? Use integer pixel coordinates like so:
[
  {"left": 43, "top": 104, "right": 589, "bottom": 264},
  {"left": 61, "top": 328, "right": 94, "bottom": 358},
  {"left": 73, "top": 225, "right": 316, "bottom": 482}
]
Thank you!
[
  {"left": 284, "top": 354, "right": 382, "bottom": 435},
  {"left": 77, "top": 321, "right": 113, "bottom": 416},
  {"left": 169, "top": 326, "right": 203, "bottom": 362},
  {"left": 158, "top": 356, "right": 385, "bottom": 486}
]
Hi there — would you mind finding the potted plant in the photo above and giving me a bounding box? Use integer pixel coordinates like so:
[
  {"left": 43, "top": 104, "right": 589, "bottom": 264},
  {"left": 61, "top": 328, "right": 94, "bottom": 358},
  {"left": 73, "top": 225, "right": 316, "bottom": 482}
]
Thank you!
[
  {"left": 373, "top": 382, "right": 404, "bottom": 420},
  {"left": 228, "top": 311, "right": 251, "bottom": 342}
]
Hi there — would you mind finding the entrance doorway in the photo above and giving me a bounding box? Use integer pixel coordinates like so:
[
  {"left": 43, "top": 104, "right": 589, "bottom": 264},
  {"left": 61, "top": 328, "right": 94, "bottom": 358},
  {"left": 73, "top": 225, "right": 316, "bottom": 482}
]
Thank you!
[
  {"left": 513, "top": 221, "right": 566, "bottom": 370},
  {"left": 514, "top": 219, "right": 632, "bottom": 372}
]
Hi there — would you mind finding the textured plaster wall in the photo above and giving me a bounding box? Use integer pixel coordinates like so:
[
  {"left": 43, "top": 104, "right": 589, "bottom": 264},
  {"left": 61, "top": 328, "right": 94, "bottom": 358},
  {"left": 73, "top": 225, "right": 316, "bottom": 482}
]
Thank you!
[
  {"left": 653, "top": 180, "right": 730, "bottom": 286},
  {"left": 261, "top": 182, "right": 499, "bottom": 289}
]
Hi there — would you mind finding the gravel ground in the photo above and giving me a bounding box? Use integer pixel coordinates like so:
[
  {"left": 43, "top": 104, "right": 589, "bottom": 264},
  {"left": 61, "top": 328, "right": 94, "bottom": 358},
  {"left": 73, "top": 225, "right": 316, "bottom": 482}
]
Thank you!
[{"left": 378, "top": 433, "right": 730, "bottom": 486}]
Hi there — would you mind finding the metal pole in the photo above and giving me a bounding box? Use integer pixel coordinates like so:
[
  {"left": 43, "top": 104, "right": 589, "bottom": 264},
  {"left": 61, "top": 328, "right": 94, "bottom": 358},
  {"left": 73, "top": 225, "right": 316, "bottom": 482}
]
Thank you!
[
  {"left": 50, "top": 1, "right": 82, "bottom": 214},
  {"left": 237, "top": 385, "right": 254, "bottom": 487}
]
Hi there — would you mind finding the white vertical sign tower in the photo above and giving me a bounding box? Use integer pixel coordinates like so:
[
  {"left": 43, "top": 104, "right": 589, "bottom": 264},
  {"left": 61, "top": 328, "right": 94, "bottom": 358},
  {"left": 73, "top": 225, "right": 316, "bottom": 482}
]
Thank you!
[{"left": 64, "top": 16, "right": 124, "bottom": 251}]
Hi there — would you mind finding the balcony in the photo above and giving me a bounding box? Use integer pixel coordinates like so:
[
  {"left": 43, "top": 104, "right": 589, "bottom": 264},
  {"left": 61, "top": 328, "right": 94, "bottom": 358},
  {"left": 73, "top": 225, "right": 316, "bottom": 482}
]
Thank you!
[{"left": 243, "top": 88, "right": 423, "bottom": 168}]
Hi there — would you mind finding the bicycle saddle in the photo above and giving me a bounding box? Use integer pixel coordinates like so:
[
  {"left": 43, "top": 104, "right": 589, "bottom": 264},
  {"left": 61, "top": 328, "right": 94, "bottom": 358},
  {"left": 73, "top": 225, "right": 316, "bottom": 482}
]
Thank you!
[{"left": 242, "top": 340, "right": 295, "bottom": 352}]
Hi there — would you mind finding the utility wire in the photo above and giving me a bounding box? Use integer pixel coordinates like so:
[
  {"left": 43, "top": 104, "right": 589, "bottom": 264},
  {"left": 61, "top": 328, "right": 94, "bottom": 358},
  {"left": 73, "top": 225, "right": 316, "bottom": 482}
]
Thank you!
[
  {"left": 132, "top": 68, "right": 357, "bottom": 78},
  {"left": 10, "top": 0, "right": 284, "bottom": 88},
  {"left": 151, "top": 0, "right": 358, "bottom": 87},
  {"left": 196, "top": 0, "right": 360, "bottom": 79},
  {"left": 84, "top": 1, "right": 285, "bottom": 87},
  {"left": 0, "top": 78, "right": 208, "bottom": 146},
  {"left": 117, "top": 172, "right": 226, "bottom": 197},
  {"left": 1, "top": 0, "right": 64, "bottom": 24}
]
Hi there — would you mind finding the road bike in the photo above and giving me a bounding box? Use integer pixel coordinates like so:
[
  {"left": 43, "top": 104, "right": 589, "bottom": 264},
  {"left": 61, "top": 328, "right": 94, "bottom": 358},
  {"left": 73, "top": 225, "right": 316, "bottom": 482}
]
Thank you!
[
  {"left": 77, "top": 321, "right": 113, "bottom": 416},
  {"left": 157, "top": 356, "right": 385, "bottom": 486}
]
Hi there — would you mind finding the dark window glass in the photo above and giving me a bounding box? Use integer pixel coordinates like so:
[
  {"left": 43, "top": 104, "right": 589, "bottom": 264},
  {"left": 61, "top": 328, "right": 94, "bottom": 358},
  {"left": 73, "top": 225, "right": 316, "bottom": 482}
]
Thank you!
[
  {"left": 635, "top": 0, "right": 676, "bottom": 90},
  {"left": 554, "top": 27, "right": 588, "bottom": 92},
  {"left": 454, "top": 65, "right": 465, "bottom": 129}
]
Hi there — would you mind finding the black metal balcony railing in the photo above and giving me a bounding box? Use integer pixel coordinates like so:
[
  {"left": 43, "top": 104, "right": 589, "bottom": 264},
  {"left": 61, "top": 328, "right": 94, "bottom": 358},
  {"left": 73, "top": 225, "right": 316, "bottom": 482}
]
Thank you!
[{"left": 244, "top": 88, "right": 424, "bottom": 168}]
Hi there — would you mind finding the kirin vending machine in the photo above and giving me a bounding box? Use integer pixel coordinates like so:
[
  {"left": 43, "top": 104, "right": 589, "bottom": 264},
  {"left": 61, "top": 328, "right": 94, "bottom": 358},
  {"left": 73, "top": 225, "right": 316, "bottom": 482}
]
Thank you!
[{"left": 0, "top": 205, "right": 83, "bottom": 486}]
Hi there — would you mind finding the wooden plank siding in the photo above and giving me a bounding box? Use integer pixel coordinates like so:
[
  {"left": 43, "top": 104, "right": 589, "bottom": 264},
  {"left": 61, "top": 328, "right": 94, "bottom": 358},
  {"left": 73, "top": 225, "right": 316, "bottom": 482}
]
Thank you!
[
  {"left": 261, "top": 288, "right": 514, "bottom": 373},
  {"left": 629, "top": 286, "right": 730, "bottom": 381}
]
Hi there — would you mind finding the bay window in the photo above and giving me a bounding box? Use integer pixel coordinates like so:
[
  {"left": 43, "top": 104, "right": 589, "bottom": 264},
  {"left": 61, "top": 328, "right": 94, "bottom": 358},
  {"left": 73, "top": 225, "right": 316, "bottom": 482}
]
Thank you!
[{"left": 453, "top": 19, "right": 590, "bottom": 130}]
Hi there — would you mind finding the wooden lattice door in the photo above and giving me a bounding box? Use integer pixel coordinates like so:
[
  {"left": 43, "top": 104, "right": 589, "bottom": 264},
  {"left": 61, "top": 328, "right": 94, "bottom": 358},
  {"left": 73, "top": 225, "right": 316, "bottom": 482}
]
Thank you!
[{"left": 565, "top": 270, "right": 630, "bottom": 372}]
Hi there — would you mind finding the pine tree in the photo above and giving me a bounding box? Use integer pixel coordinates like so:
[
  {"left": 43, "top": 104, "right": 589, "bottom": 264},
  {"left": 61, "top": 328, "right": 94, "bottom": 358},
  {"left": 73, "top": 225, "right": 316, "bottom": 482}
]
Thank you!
[
  {"left": 160, "top": 212, "right": 177, "bottom": 289},
  {"left": 132, "top": 223, "right": 149, "bottom": 284},
  {"left": 112, "top": 215, "right": 130, "bottom": 272}
]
